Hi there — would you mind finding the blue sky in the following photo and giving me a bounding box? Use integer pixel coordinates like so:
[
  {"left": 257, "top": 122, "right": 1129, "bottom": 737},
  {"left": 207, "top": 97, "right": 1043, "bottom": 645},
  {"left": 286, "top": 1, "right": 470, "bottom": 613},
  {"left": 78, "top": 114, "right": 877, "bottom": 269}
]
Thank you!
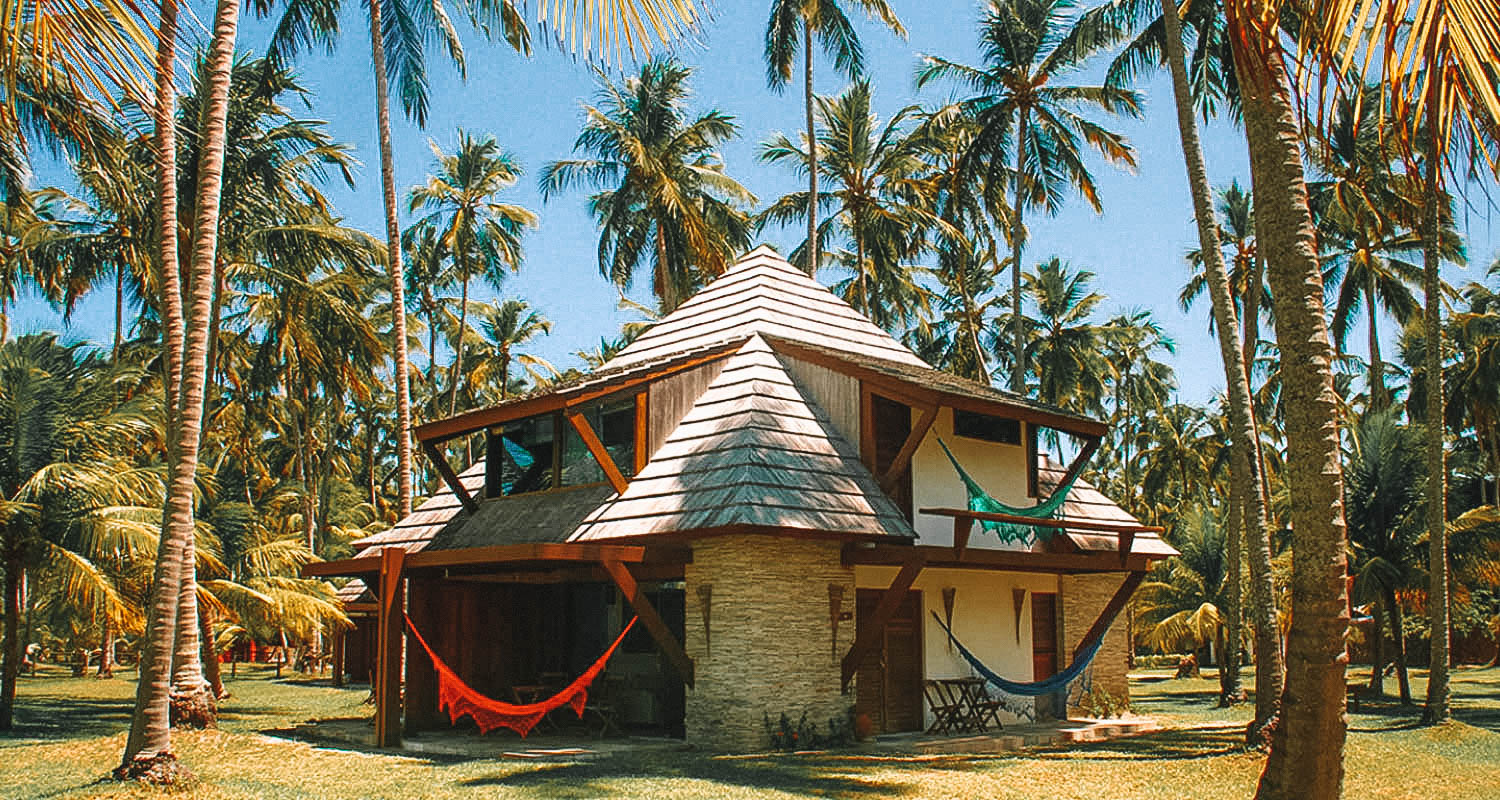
[{"left": 11, "top": 0, "right": 1498, "bottom": 407}]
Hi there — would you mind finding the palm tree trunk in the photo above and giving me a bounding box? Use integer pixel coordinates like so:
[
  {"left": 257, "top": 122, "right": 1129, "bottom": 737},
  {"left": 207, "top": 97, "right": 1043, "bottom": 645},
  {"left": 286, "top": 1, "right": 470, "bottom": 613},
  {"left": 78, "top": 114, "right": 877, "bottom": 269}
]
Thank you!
[
  {"left": 856, "top": 230, "right": 867, "bottom": 315},
  {"left": 448, "top": 275, "right": 468, "bottom": 417},
  {"left": 1420, "top": 134, "right": 1450, "bottom": 725},
  {"left": 655, "top": 224, "right": 673, "bottom": 311},
  {"left": 169, "top": 532, "right": 214, "bottom": 728},
  {"left": 122, "top": 0, "right": 238, "bottom": 776},
  {"left": 200, "top": 606, "right": 226, "bottom": 699},
  {"left": 1365, "top": 272, "right": 1386, "bottom": 409},
  {"left": 114, "top": 262, "right": 124, "bottom": 358},
  {"left": 1160, "top": 0, "right": 1268, "bottom": 720},
  {"left": 1221, "top": 479, "right": 1244, "bottom": 705},
  {"left": 0, "top": 543, "right": 22, "bottom": 730},
  {"left": 1009, "top": 107, "right": 1030, "bottom": 394},
  {"left": 370, "top": 0, "right": 415, "bottom": 519},
  {"left": 1233, "top": 27, "right": 1349, "bottom": 800},
  {"left": 1368, "top": 594, "right": 1385, "bottom": 696},
  {"left": 803, "top": 21, "right": 819, "bottom": 275},
  {"left": 99, "top": 620, "right": 115, "bottom": 678},
  {"left": 1244, "top": 251, "right": 1264, "bottom": 372},
  {"left": 1384, "top": 586, "right": 1410, "bottom": 704}
]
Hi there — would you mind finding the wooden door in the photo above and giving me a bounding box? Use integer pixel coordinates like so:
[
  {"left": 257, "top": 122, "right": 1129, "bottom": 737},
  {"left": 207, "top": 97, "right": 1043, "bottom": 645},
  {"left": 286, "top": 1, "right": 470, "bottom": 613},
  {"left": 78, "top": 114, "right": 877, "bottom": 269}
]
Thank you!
[
  {"left": 854, "top": 589, "right": 924, "bottom": 733},
  {"left": 1031, "top": 592, "right": 1060, "bottom": 719}
]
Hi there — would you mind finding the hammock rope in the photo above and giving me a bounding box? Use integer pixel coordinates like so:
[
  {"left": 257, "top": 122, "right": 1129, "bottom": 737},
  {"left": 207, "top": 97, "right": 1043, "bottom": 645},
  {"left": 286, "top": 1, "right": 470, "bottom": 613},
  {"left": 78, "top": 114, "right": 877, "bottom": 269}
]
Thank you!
[
  {"left": 936, "top": 438, "right": 1086, "bottom": 545},
  {"left": 404, "top": 614, "right": 637, "bottom": 737},
  {"left": 930, "top": 610, "right": 1109, "bottom": 697}
]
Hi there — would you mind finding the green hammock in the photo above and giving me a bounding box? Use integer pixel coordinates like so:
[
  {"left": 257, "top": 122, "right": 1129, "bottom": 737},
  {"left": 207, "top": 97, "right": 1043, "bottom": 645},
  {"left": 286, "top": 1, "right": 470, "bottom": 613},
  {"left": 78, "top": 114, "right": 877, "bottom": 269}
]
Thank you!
[{"left": 936, "top": 438, "right": 1085, "bottom": 545}]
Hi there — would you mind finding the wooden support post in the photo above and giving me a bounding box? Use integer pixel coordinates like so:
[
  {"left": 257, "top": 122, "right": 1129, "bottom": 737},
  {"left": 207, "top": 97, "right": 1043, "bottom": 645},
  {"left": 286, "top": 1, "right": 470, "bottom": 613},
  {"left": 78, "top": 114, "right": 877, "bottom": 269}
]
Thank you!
[
  {"left": 422, "top": 441, "right": 478, "bottom": 513},
  {"left": 952, "top": 516, "right": 972, "bottom": 561},
  {"left": 403, "top": 576, "right": 443, "bottom": 734},
  {"left": 374, "top": 547, "right": 406, "bottom": 747},
  {"left": 331, "top": 626, "right": 346, "bottom": 687},
  {"left": 566, "top": 410, "right": 629, "bottom": 494},
  {"left": 1069, "top": 571, "right": 1145, "bottom": 665},
  {"left": 1026, "top": 422, "right": 1039, "bottom": 498},
  {"left": 840, "top": 554, "right": 926, "bottom": 691},
  {"left": 634, "top": 391, "right": 650, "bottom": 474},
  {"left": 601, "top": 558, "right": 695, "bottom": 688},
  {"left": 880, "top": 404, "right": 938, "bottom": 494},
  {"left": 1118, "top": 528, "right": 1136, "bottom": 565},
  {"left": 858, "top": 384, "right": 877, "bottom": 471},
  {"left": 1056, "top": 436, "right": 1101, "bottom": 494}
]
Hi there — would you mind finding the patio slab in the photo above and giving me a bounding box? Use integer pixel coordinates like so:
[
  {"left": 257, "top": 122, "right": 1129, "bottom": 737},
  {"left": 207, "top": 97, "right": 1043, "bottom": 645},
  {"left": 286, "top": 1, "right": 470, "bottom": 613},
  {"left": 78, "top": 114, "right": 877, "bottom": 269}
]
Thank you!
[
  {"left": 277, "top": 716, "right": 688, "bottom": 761},
  {"left": 870, "top": 717, "right": 1159, "bottom": 754}
]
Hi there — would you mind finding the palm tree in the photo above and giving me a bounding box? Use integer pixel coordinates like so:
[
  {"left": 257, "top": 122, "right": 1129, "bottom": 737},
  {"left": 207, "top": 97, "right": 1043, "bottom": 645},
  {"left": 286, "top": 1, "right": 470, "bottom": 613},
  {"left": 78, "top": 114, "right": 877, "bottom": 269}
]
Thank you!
[
  {"left": 1006, "top": 258, "right": 1113, "bottom": 418},
  {"left": 763, "top": 0, "right": 904, "bottom": 273},
  {"left": 1135, "top": 506, "right": 1234, "bottom": 670},
  {"left": 0, "top": 335, "right": 161, "bottom": 731},
  {"left": 122, "top": 0, "right": 244, "bottom": 774},
  {"left": 268, "top": 0, "right": 706, "bottom": 520},
  {"left": 407, "top": 131, "right": 536, "bottom": 416},
  {"left": 1344, "top": 410, "right": 1424, "bottom": 703},
  {"left": 1309, "top": 0, "right": 1500, "bottom": 740},
  {"left": 541, "top": 59, "right": 755, "bottom": 312},
  {"left": 758, "top": 80, "right": 938, "bottom": 330},
  {"left": 917, "top": 0, "right": 1140, "bottom": 392},
  {"left": 470, "top": 299, "right": 555, "bottom": 403},
  {"left": 1108, "top": 0, "right": 1279, "bottom": 726}
]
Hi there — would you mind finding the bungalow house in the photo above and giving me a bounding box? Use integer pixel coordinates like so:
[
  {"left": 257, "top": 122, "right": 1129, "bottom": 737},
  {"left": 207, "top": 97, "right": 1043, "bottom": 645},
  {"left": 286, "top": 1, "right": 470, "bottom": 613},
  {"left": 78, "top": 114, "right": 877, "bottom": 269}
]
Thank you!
[{"left": 310, "top": 245, "right": 1175, "bottom": 751}]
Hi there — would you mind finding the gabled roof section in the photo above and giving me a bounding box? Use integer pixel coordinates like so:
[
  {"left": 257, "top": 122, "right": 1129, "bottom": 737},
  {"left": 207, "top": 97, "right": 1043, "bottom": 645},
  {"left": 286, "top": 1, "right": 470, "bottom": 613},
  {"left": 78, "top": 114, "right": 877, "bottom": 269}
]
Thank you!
[
  {"left": 354, "top": 461, "right": 485, "bottom": 553},
  {"left": 570, "top": 335, "right": 916, "bottom": 542},
  {"left": 1040, "top": 456, "right": 1177, "bottom": 558},
  {"left": 602, "top": 245, "right": 929, "bottom": 372}
]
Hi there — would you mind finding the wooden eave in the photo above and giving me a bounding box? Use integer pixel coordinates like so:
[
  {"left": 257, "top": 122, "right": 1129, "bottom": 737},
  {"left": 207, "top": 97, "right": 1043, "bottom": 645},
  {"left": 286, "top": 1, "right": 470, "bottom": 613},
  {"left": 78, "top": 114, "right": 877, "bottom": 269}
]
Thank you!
[
  {"left": 413, "top": 341, "right": 743, "bottom": 445},
  {"left": 767, "top": 337, "right": 1108, "bottom": 439},
  {"left": 843, "top": 541, "right": 1165, "bottom": 574},
  {"left": 303, "top": 542, "right": 690, "bottom": 578}
]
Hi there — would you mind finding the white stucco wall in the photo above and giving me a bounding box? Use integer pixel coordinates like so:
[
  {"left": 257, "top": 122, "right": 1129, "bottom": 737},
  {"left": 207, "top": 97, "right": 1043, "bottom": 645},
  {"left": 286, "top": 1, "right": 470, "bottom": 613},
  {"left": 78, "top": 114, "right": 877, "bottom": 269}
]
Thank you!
[
  {"left": 909, "top": 407, "right": 1031, "bottom": 549},
  {"left": 854, "top": 566, "right": 1059, "bottom": 726}
]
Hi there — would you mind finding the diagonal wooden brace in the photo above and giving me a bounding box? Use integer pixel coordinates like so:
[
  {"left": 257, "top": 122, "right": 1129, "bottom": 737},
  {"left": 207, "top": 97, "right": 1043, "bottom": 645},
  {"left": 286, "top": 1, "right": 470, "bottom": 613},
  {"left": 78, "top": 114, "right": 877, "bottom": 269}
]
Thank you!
[
  {"left": 422, "top": 441, "right": 478, "bottom": 513},
  {"left": 601, "top": 558, "right": 694, "bottom": 688},
  {"left": 1069, "top": 570, "right": 1146, "bottom": 664},
  {"left": 840, "top": 553, "right": 926, "bottom": 692}
]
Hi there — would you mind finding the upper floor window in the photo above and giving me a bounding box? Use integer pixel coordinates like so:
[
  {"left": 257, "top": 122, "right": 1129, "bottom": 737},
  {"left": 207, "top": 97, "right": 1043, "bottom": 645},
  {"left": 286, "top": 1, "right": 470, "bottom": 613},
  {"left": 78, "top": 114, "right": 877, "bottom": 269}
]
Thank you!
[
  {"left": 953, "top": 409, "right": 1022, "bottom": 446},
  {"left": 484, "top": 395, "right": 638, "bottom": 498}
]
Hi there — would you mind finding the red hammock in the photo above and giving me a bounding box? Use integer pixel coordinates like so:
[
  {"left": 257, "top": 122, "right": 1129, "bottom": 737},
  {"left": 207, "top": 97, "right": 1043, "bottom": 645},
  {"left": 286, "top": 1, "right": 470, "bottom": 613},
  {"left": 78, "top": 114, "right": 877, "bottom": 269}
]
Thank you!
[{"left": 404, "top": 614, "right": 638, "bottom": 737}]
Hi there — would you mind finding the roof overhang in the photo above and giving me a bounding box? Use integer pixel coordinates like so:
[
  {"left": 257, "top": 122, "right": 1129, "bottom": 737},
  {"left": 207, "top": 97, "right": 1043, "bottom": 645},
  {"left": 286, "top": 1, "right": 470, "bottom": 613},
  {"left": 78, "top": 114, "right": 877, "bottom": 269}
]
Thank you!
[
  {"left": 844, "top": 541, "right": 1164, "bottom": 574},
  {"left": 303, "top": 542, "right": 691, "bottom": 578}
]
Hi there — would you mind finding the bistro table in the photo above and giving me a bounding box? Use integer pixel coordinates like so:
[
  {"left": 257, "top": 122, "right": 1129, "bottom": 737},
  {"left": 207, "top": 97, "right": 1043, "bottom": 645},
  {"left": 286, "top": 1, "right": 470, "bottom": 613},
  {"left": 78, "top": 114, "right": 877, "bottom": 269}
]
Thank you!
[
  {"left": 510, "top": 684, "right": 562, "bottom": 731},
  {"left": 937, "top": 677, "right": 1004, "bottom": 733}
]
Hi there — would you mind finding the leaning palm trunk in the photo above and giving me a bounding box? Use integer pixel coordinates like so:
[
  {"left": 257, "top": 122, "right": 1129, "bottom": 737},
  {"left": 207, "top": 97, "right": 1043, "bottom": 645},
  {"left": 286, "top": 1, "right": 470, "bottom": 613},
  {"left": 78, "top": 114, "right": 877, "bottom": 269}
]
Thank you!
[
  {"left": 1231, "top": 21, "right": 1349, "bottom": 800},
  {"left": 1221, "top": 483, "right": 1244, "bottom": 704},
  {"left": 200, "top": 606, "right": 226, "bottom": 699},
  {"left": 803, "top": 22, "right": 819, "bottom": 274},
  {"left": 1420, "top": 136, "right": 1450, "bottom": 724},
  {"left": 449, "top": 274, "right": 468, "bottom": 417},
  {"left": 1159, "top": 0, "right": 1275, "bottom": 718},
  {"left": 169, "top": 571, "right": 215, "bottom": 727},
  {"left": 1009, "top": 108, "right": 1029, "bottom": 393},
  {"left": 370, "top": 0, "right": 415, "bottom": 518},
  {"left": 1384, "top": 586, "right": 1411, "bottom": 704},
  {"left": 120, "top": 0, "right": 240, "bottom": 779}
]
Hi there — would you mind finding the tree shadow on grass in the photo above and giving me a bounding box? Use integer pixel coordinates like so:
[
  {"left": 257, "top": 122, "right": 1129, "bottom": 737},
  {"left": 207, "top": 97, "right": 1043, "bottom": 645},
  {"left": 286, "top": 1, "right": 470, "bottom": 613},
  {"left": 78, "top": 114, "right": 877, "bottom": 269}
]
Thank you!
[
  {"left": 456, "top": 752, "right": 916, "bottom": 797},
  {"left": 1024, "top": 723, "right": 1248, "bottom": 762},
  {"left": 0, "top": 695, "right": 132, "bottom": 744}
]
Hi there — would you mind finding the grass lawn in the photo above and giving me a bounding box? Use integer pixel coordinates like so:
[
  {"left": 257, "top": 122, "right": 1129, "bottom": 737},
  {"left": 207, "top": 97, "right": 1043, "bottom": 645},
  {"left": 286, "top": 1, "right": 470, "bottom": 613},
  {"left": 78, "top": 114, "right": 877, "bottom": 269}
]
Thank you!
[{"left": 2, "top": 663, "right": 1498, "bottom": 799}]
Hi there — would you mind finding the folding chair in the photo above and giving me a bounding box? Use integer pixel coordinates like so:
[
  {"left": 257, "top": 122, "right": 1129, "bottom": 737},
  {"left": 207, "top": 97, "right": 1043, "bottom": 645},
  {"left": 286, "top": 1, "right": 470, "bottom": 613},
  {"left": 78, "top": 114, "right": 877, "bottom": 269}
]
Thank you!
[{"left": 924, "top": 680, "right": 965, "bottom": 734}]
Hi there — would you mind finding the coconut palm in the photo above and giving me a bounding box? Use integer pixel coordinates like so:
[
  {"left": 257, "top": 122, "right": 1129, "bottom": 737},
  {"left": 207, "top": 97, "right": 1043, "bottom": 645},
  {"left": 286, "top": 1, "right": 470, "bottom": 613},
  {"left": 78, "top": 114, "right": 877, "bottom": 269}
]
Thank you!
[
  {"left": 470, "top": 299, "right": 555, "bottom": 403},
  {"left": 542, "top": 59, "right": 756, "bottom": 312},
  {"left": 1135, "top": 506, "right": 1234, "bottom": 668},
  {"left": 1107, "top": 0, "right": 1279, "bottom": 721},
  {"left": 0, "top": 334, "right": 162, "bottom": 730},
  {"left": 1004, "top": 258, "right": 1114, "bottom": 419},
  {"left": 407, "top": 131, "right": 536, "bottom": 416},
  {"left": 1344, "top": 410, "right": 1425, "bottom": 703},
  {"left": 763, "top": 0, "right": 904, "bottom": 273},
  {"left": 916, "top": 0, "right": 1141, "bottom": 392},
  {"left": 758, "top": 80, "right": 939, "bottom": 330}
]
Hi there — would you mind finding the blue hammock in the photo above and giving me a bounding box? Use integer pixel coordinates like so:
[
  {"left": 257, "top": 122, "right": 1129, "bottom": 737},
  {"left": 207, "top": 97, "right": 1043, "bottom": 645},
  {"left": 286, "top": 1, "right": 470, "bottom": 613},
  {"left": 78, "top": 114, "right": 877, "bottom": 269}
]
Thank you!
[{"left": 930, "top": 611, "right": 1105, "bottom": 697}]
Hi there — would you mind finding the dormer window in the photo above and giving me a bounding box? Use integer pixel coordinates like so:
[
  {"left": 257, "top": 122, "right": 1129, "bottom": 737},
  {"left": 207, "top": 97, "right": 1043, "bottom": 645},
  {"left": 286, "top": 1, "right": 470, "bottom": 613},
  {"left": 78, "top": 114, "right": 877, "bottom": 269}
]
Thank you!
[
  {"left": 953, "top": 409, "right": 1022, "bottom": 446},
  {"left": 484, "top": 395, "right": 638, "bottom": 499}
]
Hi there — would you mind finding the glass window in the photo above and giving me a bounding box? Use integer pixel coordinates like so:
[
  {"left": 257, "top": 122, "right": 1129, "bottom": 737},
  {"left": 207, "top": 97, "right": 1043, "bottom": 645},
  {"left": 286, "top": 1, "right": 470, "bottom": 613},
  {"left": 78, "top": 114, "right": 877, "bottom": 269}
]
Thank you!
[
  {"left": 953, "top": 409, "right": 1022, "bottom": 445},
  {"left": 491, "top": 413, "right": 556, "bottom": 496},
  {"left": 560, "top": 397, "right": 638, "bottom": 486}
]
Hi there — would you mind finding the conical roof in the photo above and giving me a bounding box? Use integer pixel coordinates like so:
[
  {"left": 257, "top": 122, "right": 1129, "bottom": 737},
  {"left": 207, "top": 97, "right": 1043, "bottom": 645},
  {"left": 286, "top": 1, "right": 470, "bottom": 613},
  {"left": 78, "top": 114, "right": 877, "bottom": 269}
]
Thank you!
[
  {"left": 602, "top": 245, "right": 928, "bottom": 371},
  {"left": 570, "top": 335, "right": 916, "bottom": 541}
]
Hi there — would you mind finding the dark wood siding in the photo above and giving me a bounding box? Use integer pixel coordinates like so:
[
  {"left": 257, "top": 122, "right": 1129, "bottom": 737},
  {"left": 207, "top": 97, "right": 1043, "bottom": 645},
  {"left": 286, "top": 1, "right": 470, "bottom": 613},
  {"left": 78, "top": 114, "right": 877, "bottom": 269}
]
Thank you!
[{"left": 854, "top": 589, "right": 924, "bottom": 733}]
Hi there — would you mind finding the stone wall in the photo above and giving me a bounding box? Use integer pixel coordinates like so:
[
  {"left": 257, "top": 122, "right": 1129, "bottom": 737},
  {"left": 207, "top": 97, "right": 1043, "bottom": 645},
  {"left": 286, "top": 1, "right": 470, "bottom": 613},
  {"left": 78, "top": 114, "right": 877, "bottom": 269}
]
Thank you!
[
  {"left": 684, "top": 535, "right": 855, "bottom": 750},
  {"left": 1060, "top": 573, "right": 1132, "bottom": 714}
]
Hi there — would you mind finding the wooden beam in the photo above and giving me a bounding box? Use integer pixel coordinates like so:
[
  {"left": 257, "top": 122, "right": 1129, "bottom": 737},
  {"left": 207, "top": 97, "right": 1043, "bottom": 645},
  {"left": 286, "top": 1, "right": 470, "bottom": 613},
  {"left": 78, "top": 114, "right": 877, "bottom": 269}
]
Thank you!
[
  {"left": 442, "top": 562, "right": 687, "bottom": 585},
  {"left": 846, "top": 543, "right": 1160, "bottom": 574},
  {"left": 858, "top": 383, "right": 877, "bottom": 471},
  {"left": 415, "top": 344, "right": 739, "bottom": 444},
  {"left": 374, "top": 547, "right": 405, "bottom": 748},
  {"left": 566, "top": 410, "right": 629, "bottom": 494},
  {"left": 952, "top": 516, "right": 972, "bottom": 561},
  {"left": 1026, "top": 422, "right": 1039, "bottom": 498},
  {"left": 880, "top": 403, "right": 938, "bottom": 494},
  {"left": 840, "top": 554, "right": 926, "bottom": 691},
  {"left": 601, "top": 558, "right": 695, "bottom": 688},
  {"left": 768, "top": 338, "right": 1108, "bottom": 438},
  {"left": 919, "top": 507, "right": 1166, "bottom": 536},
  {"left": 422, "top": 441, "right": 478, "bottom": 514},
  {"left": 1056, "top": 435, "right": 1101, "bottom": 493},
  {"left": 634, "top": 390, "right": 650, "bottom": 474},
  {"left": 1069, "top": 571, "right": 1146, "bottom": 664},
  {"left": 305, "top": 542, "right": 689, "bottom": 578},
  {"left": 1118, "top": 528, "right": 1136, "bottom": 566}
]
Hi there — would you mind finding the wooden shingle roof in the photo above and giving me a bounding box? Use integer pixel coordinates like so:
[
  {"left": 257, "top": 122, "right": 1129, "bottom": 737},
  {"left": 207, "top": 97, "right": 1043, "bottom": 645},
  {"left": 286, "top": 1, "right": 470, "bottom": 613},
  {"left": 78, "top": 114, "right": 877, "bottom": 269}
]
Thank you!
[
  {"left": 570, "top": 335, "right": 916, "bottom": 541},
  {"left": 1041, "top": 456, "right": 1177, "bottom": 558},
  {"left": 602, "top": 245, "right": 928, "bottom": 371},
  {"left": 354, "top": 461, "right": 485, "bottom": 553}
]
